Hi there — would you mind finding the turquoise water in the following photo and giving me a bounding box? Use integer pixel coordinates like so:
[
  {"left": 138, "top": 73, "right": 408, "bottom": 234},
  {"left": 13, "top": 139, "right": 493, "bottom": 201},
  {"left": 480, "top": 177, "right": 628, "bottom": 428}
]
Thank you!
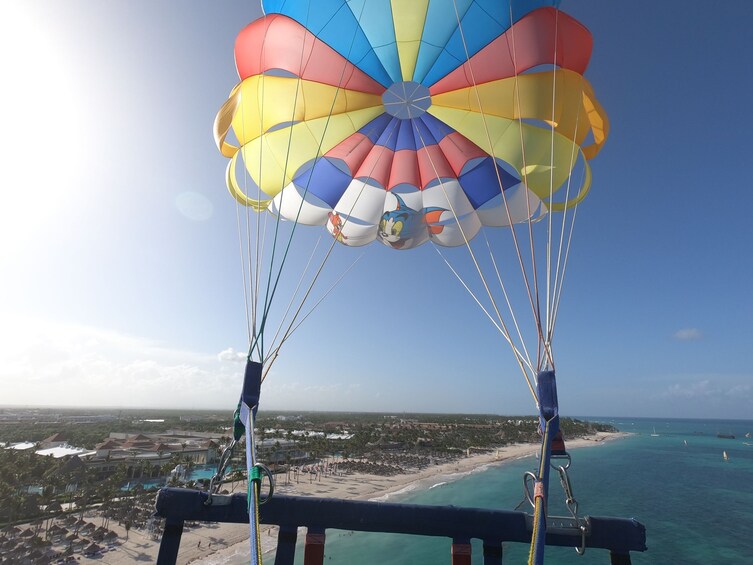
[
  {"left": 123, "top": 464, "right": 227, "bottom": 490},
  {"left": 216, "top": 418, "right": 753, "bottom": 564}
]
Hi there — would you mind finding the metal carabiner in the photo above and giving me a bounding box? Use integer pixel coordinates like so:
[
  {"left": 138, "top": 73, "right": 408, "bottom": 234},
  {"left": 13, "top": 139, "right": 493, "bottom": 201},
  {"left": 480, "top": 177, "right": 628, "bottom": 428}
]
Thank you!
[
  {"left": 205, "top": 438, "right": 237, "bottom": 505},
  {"left": 575, "top": 523, "right": 587, "bottom": 555},
  {"left": 557, "top": 464, "right": 579, "bottom": 518},
  {"left": 523, "top": 471, "right": 537, "bottom": 509},
  {"left": 550, "top": 452, "right": 571, "bottom": 471}
]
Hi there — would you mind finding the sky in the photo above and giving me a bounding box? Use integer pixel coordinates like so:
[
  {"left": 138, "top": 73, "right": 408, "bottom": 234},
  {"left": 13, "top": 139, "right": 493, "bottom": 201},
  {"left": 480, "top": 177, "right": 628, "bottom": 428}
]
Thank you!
[{"left": 1, "top": 1, "right": 752, "bottom": 420}]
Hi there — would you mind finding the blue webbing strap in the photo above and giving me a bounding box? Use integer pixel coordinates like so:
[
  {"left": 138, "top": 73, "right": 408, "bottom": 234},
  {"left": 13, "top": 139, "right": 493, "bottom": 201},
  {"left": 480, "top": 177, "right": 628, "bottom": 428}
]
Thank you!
[
  {"left": 237, "top": 360, "right": 264, "bottom": 565},
  {"left": 528, "top": 370, "right": 560, "bottom": 565}
]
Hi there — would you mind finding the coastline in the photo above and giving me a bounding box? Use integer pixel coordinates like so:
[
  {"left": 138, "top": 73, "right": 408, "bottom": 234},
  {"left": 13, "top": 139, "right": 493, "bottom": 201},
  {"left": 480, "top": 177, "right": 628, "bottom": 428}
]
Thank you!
[
  {"left": 13, "top": 432, "right": 626, "bottom": 564},
  {"left": 184, "top": 431, "right": 627, "bottom": 565},
  {"left": 38, "top": 431, "right": 625, "bottom": 564}
]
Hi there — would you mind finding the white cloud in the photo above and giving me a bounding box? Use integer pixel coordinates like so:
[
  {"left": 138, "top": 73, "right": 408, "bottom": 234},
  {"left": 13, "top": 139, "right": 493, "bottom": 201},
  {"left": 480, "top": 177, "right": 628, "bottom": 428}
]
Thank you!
[
  {"left": 218, "top": 347, "right": 247, "bottom": 363},
  {"left": 663, "top": 379, "right": 717, "bottom": 399},
  {"left": 0, "top": 316, "right": 243, "bottom": 408},
  {"left": 673, "top": 328, "right": 703, "bottom": 341},
  {"left": 661, "top": 377, "right": 752, "bottom": 401},
  {"left": 725, "top": 383, "right": 752, "bottom": 398}
]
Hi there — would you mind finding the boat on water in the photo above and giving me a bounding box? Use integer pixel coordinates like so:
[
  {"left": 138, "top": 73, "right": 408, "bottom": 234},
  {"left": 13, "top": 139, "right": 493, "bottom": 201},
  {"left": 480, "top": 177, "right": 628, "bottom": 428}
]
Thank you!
[
  {"left": 651, "top": 427, "right": 659, "bottom": 437},
  {"left": 723, "top": 451, "right": 729, "bottom": 461},
  {"left": 717, "top": 433, "right": 736, "bottom": 439}
]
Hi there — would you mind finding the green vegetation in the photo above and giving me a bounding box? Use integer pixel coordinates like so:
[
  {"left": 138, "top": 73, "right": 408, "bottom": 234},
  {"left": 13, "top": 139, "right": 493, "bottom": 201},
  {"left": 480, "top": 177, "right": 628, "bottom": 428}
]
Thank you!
[
  {"left": 0, "top": 407, "right": 232, "bottom": 449},
  {"left": 0, "top": 407, "right": 615, "bottom": 527}
]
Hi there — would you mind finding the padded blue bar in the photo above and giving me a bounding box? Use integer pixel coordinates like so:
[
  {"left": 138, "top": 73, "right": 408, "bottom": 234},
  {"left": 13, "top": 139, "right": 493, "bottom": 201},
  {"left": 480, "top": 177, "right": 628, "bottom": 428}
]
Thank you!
[
  {"left": 242, "top": 360, "right": 263, "bottom": 416},
  {"left": 154, "top": 488, "right": 647, "bottom": 554},
  {"left": 537, "top": 369, "right": 558, "bottom": 422}
]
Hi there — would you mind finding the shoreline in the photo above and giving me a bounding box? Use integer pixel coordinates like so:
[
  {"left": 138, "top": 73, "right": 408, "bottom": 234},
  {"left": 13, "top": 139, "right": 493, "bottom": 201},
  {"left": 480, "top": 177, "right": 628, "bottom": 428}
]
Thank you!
[
  {"left": 6, "top": 432, "right": 626, "bottom": 565},
  {"left": 22, "top": 432, "right": 625, "bottom": 564},
  {"left": 187, "top": 431, "right": 628, "bottom": 565}
]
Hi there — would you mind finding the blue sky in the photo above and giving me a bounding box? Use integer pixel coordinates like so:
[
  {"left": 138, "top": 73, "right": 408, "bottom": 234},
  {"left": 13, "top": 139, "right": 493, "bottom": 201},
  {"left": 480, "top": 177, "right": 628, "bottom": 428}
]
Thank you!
[{"left": 1, "top": 1, "right": 751, "bottom": 419}]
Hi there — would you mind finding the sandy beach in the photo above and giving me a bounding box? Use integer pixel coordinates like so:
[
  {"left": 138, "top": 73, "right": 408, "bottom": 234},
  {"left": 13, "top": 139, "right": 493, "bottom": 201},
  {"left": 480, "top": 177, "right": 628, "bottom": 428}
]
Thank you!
[{"left": 66, "top": 431, "right": 624, "bottom": 565}]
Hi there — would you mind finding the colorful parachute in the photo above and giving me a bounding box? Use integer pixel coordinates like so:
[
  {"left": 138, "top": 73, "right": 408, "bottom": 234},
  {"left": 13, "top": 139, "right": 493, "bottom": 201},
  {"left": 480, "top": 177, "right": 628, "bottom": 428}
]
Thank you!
[
  {"left": 215, "top": 0, "right": 608, "bottom": 251},
  {"left": 214, "top": 7, "right": 610, "bottom": 563}
]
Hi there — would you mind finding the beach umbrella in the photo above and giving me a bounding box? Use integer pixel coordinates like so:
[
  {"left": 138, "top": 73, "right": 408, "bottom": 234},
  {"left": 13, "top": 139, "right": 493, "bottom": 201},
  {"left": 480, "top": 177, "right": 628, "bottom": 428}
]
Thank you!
[{"left": 84, "top": 542, "right": 102, "bottom": 555}]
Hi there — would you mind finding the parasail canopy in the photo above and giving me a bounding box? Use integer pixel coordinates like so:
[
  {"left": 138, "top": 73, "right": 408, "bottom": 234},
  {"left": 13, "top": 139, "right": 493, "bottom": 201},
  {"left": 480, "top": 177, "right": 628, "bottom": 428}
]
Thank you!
[{"left": 216, "top": 1, "right": 608, "bottom": 252}]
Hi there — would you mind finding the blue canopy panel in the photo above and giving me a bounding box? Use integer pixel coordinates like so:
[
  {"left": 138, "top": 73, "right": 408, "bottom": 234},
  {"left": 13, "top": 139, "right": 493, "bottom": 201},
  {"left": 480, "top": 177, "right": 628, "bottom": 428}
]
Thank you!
[
  {"left": 419, "top": 0, "right": 560, "bottom": 86},
  {"left": 263, "top": 0, "right": 394, "bottom": 86},
  {"left": 263, "top": 0, "right": 561, "bottom": 88},
  {"left": 459, "top": 158, "right": 520, "bottom": 209},
  {"left": 359, "top": 112, "right": 395, "bottom": 144},
  {"left": 416, "top": 112, "right": 455, "bottom": 142},
  {"left": 292, "top": 157, "right": 352, "bottom": 209},
  {"left": 346, "top": 0, "right": 401, "bottom": 83}
]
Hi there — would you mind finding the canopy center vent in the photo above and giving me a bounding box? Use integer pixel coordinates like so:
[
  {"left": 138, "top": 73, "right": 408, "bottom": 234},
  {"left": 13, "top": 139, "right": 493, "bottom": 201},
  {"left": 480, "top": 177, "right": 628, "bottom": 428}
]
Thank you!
[{"left": 382, "top": 81, "right": 431, "bottom": 119}]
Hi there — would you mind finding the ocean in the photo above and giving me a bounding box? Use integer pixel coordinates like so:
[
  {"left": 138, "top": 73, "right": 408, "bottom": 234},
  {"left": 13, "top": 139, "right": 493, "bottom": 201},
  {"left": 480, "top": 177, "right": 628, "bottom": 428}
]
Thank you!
[{"left": 210, "top": 418, "right": 753, "bottom": 564}]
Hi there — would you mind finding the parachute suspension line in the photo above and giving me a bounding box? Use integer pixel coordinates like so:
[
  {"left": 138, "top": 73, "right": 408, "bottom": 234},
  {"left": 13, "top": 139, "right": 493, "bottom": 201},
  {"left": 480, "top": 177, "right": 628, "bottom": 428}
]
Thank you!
[
  {"left": 235, "top": 193, "right": 253, "bottom": 348},
  {"left": 544, "top": 92, "right": 586, "bottom": 363},
  {"left": 544, "top": 8, "right": 561, "bottom": 371},
  {"left": 546, "top": 167, "right": 586, "bottom": 354},
  {"left": 452, "top": 0, "right": 548, "bottom": 352},
  {"left": 259, "top": 0, "right": 371, "bottom": 369},
  {"left": 246, "top": 0, "right": 318, "bottom": 364},
  {"left": 506, "top": 1, "right": 550, "bottom": 372},
  {"left": 263, "top": 237, "right": 324, "bottom": 359},
  {"left": 233, "top": 81, "right": 252, "bottom": 353},
  {"left": 249, "top": 37, "right": 310, "bottom": 362},
  {"left": 276, "top": 252, "right": 364, "bottom": 353},
  {"left": 436, "top": 249, "right": 538, "bottom": 402},
  {"left": 246, "top": 0, "right": 370, "bottom": 372},
  {"left": 411, "top": 108, "right": 537, "bottom": 391},
  {"left": 450, "top": 0, "right": 545, "bottom": 399},
  {"left": 481, "top": 232, "right": 537, "bottom": 380}
]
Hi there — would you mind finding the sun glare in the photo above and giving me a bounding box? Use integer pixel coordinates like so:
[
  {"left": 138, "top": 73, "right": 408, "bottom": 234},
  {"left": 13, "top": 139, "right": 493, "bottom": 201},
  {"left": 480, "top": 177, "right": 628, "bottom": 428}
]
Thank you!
[{"left": 0, "top": 4, "right": 90, "bottom": 261}]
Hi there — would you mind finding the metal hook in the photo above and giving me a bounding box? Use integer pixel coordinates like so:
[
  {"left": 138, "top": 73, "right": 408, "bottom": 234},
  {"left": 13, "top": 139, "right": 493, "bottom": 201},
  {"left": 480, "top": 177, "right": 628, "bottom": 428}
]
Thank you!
[
  {"left": 550, "top": 452, "right": 571, "bottom": 471},
  {"left": 205, "top": 439, "right": 237, "bottom": 506},
  {"left": 575, "top": 523, "right": 587, "bottom": 555},
  {"left": 523, "top": 471, "right": 537, "bottom": 509},
  {"left": 252, "top": 463, "right": 275, "bottom": 505}
]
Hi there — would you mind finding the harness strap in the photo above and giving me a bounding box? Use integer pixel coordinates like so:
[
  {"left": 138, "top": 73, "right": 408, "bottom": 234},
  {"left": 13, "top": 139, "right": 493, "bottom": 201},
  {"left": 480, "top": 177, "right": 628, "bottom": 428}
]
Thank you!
[
  {"left": 236, "top": 360, "right": 264, "bottom": 565},
  {"left": 527, "top": 370, "right": 560, "bottom": 565}
]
